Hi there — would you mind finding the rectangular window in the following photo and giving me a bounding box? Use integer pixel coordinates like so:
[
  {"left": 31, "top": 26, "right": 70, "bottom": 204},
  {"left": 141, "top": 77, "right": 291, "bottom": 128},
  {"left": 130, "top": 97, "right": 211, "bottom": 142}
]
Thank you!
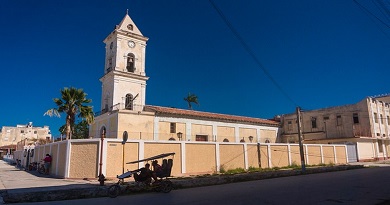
[
  {"left": 311, "top": 117, "right": 317, "bottom": 128},
  {"left": 20, "top": 130, "right": 24, "bottom": 133},
  {"left": 336, "top": 115, "right": 342, "bottom": 126},
  {"left": 378, "top": 140, "right": 383, "bottom": 153},
  {"left": 380, "top": 114, "right": 383, "bottom": 124},
  {"left": 195, "top": 135, "right": 208, "bottom": 141},
  {"left": 170, "top": 123, "right": 176, "bottom": 133},
  {"left": 287, "top": 121, "right": 292, "bottom": 131},
  {"left": 323, "top": 116, "right": 329, "bottom": 120},
  {"left": 374, "top": 113, "right": 378, "bottom": 123},
  {"left": 353, "top": 113, "right": 359, "bottom": 124}
]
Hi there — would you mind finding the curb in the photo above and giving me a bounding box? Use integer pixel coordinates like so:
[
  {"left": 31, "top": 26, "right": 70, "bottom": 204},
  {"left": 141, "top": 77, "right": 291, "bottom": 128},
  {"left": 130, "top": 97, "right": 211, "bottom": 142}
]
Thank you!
[
  {"left": 171, "top": 165, "right": 364, "bottom": 189},
  {"left": 2, "top": 187, "right": 107, "bottom": 204}
]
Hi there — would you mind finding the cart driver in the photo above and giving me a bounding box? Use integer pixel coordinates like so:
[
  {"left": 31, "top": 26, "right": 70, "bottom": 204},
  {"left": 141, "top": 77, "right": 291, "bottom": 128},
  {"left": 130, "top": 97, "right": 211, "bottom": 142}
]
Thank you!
[{"left": 133, "top": 163, "right": 152, "bottom": 183}]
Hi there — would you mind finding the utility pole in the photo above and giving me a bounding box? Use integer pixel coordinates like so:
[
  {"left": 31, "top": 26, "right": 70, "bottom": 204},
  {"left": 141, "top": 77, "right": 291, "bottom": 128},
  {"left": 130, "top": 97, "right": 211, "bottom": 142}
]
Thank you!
[
  {"left": 98, "top": 128, "right": 106, "bottom": 185},
  {"left": 257, "top": 142, "right": 261, "bottom": 169},
  {"left": 296, "top": 107, "right": 306, "bottom": 173}
]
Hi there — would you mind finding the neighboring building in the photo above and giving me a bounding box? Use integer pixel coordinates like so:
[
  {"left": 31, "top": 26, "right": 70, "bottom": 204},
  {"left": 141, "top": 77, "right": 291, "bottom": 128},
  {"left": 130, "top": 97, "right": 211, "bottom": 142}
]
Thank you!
[
  {"left": 280, "top": 95, "right": 390, "bottom": 161},
  {"left": 0, "top": 122, "right": 52, "bottom": 158},
  {"left": 0, "top": 122, "right": 52, "bottom": 147},
  {"left": 89, "top": 13, "right": 279, "bottom": 143}
]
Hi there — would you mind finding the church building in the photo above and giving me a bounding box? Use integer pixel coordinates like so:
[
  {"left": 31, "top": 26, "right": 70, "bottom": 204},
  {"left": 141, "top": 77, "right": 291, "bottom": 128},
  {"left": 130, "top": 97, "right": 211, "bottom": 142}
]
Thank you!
[{"left": 89, "top": 13, "right": 279, "bottom": 143}]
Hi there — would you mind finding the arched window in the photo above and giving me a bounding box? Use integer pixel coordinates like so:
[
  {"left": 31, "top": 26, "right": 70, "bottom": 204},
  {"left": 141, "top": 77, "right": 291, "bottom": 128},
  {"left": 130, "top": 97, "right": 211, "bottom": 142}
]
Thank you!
[
  {"left": 223, "top": 138, "right": 229, "bottom": 142},
  {"left": 265, "top": 139, "right": 270, "bottom": 143},
  {"left": 126, "top": 53, "right": 135, "bottom": 72},
  {"left": 168, "top": 137, "right": 176, "bottom": 141},
  {"left": 100, "top": 126, "right": 106, "bottom": 138},
  {"left": 125, "top": 94, "right": 133, "bottom": 110}
]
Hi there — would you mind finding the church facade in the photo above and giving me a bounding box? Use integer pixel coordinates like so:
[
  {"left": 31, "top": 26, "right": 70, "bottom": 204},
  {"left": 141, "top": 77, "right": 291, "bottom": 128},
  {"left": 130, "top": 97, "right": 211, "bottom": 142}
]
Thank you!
[{"left": 89, "top": 14, "right": 279, "bottom": 143}]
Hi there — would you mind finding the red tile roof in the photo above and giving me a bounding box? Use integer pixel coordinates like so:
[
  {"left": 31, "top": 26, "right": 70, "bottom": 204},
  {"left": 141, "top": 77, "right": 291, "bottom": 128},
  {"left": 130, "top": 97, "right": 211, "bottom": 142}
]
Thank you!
[
  {"left": 0, "top": 145, "right": 16, "bottom": 150},
  {"left": 145, "top": 105, "right": 279, "bottom": 127}
]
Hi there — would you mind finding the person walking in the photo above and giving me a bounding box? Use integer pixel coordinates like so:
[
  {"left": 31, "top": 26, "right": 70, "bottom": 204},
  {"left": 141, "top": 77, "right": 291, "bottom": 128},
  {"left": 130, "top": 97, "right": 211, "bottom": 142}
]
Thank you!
[{"left": 43, "top": 154, "right": 52, "bottom": 175}]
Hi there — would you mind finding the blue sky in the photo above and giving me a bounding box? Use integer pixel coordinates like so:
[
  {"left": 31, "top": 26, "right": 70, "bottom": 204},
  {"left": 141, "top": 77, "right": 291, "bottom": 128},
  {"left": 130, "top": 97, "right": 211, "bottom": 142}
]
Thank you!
[{"left": 1, "top": 0, "right": 390, "bottom": 138}]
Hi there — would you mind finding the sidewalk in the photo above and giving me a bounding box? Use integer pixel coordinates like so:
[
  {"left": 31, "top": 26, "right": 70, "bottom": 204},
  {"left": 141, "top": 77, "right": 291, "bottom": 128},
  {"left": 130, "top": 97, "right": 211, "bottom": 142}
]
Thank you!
[
  {"left": 348, "top": 159, "right": 390, "bottom": 167},
  {"left": 0, "top": 160, "right": 106, "bottom": 203}
]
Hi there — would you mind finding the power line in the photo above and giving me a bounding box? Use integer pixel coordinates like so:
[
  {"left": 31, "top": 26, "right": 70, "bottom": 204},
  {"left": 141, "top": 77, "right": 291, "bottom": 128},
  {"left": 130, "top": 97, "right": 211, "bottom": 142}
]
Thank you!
[
  {"left": 353, "top": 0, "right": 390, "bottom": 40},
  {"left": 353, "top": 0, "right": 390, "bottom": 29},
  {"left": 373, "top": 0, "right": 390, "bottom": 23},
  {"left": 208, "top": 0, "right": 299, "bottom": 107}
]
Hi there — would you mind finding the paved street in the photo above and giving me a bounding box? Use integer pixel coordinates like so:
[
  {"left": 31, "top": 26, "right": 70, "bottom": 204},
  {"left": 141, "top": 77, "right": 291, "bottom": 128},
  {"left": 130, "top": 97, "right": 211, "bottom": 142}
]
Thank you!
[{"left": 15, "top": 167, "right": 390, "bottom": 205}]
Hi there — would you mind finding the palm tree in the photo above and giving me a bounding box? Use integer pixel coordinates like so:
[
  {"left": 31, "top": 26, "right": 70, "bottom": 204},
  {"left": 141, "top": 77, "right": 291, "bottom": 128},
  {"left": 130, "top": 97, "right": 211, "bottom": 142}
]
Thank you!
[
  {"left": 184, "top": 93, "right": 199, "bottom": 110},
  {"left": 44, "top": 87, "right": 94, "bottom": 140}
]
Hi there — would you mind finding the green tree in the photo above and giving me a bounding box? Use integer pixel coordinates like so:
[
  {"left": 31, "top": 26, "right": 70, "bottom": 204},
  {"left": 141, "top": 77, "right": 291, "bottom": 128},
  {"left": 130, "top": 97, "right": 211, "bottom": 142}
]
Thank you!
[
  {"left": 184, "top": 93, "right": 199, "bottom": 110},
  {"left": 59, "top": 120, "right": 89, "bottom": 139},
  {"left": 44, "top": 87, "right": 94, "bottom": 140}
]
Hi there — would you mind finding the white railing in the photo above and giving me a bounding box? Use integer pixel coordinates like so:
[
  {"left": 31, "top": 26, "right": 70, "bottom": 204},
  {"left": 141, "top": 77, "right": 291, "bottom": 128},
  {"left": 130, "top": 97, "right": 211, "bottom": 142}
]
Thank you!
[{"left": 95, "top": 103, "right": 144, "bottom": 116}]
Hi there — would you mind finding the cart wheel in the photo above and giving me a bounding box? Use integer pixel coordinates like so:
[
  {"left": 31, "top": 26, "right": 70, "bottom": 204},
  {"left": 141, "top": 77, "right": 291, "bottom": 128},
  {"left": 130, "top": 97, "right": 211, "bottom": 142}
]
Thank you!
[
  {"left": 160, "top": 181, "right": 173, "bottom": 193},
  {"left": 108, "top": 184, "right": 121, "bottom": 198}
]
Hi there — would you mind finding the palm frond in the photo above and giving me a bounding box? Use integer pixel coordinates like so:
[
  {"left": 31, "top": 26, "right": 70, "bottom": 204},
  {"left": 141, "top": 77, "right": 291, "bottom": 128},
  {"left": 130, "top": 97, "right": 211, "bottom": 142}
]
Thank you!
[{"left": 43, "top": 109, "right": 61, "bottom": 118}]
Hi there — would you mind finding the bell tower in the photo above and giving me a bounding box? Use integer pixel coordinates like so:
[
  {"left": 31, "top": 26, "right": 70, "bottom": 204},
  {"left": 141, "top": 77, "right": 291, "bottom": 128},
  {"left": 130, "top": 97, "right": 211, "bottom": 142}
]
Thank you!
[{"left": 100, "top": 12, "right": 149, "bottom": 113}]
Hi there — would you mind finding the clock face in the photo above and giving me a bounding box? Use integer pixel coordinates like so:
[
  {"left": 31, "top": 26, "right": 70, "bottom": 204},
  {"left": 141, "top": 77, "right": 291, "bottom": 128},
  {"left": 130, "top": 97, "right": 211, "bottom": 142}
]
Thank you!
[{"left": 128, "top": 41, "right": 135, "bottom": 48}]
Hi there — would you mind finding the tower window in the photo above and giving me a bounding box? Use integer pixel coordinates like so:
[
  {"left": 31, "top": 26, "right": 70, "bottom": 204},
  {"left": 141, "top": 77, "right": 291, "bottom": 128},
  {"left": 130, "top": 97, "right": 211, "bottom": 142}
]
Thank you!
[
  {"left": 374, "top": 113, "right": 378, "bottom": 123},
  {"left": 104, "top": 104, "right": 108, "bottom": 113},
  {"left": 126, "top": 53, "right": 135, "bottom": 72},
  {"left": 125, "top": 94, "right": 133, "bottom": 110},
  {"left": 107, "top": 58, "right": 112, "bottom": 73}
]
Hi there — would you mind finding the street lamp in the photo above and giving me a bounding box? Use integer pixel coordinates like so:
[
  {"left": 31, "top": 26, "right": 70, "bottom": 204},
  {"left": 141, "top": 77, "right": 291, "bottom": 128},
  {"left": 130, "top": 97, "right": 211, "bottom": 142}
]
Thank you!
[
  {"left": 248, "top": 136, "right": 254, "bottom": 143},
  {"left": 177, "top": 132, "right": 183, "bottom": 141}
]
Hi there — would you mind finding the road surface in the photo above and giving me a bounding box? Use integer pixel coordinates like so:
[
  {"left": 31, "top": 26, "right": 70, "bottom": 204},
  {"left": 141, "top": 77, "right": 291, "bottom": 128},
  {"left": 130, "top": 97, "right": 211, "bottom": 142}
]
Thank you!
[{"left": 16, "top": 167, "right": 390, "bottom": 205}]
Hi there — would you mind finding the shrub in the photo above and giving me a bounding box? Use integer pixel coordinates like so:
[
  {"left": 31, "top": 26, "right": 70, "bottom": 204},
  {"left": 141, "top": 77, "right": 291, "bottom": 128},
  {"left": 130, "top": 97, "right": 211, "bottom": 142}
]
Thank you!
[
  {"left": 247, "top": 166, "right": 259, "bottom": 172},
  {"left": 219, "top": 165, "right": 226, "bottom": 173},
  {"left": 225, "top": 167, "right": 245, "bottom": 174}
]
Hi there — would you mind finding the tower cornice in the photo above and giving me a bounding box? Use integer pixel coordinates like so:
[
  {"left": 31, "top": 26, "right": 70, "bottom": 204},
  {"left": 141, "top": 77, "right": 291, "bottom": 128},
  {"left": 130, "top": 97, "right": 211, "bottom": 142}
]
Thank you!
[
  {"left": 100, "top": 70, "right": 149, "bottom": 82},
  {"left": 104, "top": 30, "right": 149, "bottom": 43}
]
